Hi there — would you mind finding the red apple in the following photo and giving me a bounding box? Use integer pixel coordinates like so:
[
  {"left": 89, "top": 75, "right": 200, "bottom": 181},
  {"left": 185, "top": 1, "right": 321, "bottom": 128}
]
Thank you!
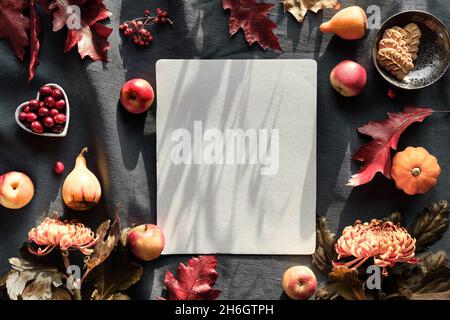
[
  {"left": 127, "top": 224, "right": 165, "bottom": 261},
  {"left": 120, "top": 78, "right": 154, "bottom": 114},
  {"left": 330, "top": 60, "right": 367, "bottom": 97},
  {"left": 282, "top": 266, "right": 317, "bottom": 300},
  {"left": 0, "top": 172, "right": 34, "bottom": 209}
]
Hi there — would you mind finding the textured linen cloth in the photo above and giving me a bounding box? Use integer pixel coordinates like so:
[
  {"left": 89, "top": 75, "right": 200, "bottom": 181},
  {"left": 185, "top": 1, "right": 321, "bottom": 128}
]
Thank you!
[{"left": 0, "top": 0, "right": 448, "bottom": 299}]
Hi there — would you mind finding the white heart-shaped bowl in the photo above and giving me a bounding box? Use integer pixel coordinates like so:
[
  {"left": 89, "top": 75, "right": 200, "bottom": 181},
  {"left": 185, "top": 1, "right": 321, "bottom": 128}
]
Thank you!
[{"left": 15, "top": 83, "right": 70, "bottom": 137}]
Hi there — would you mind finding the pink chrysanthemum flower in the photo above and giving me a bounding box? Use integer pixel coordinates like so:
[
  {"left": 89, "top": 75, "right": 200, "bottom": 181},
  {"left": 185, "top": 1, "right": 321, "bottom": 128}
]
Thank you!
[
  {"left": 28, "top": 218, "right": 98, "bottom": 256},
  {"left": 334, "top": 219, "right": 418, "bottom": 276}
]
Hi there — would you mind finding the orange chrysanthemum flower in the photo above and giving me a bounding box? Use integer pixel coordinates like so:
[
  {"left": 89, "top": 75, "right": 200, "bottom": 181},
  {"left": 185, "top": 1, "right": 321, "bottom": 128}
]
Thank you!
[
  {"left": 334, "top": 219, "right": 418, "bottom": 276},
  {"left": 28, "top": 218, "right": 97, "bottom": 256}
]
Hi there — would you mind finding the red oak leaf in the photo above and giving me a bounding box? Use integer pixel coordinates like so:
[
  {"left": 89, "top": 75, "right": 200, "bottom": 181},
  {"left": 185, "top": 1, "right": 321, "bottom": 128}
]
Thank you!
[
  {"left": 29, "top": 0, "right": 41, "bottom": 81},
  {"left": 65, "top": 22, "right": 112, "bottom": 60},
  {"left": 163, "top": 255, "right": 221, "bottom": 300},
  {"left": 0, "top": 0, "right": 29, "bottom": 61},
  {"left": 48, "top": 0, "right": 111, "bottom": 31},
  {"left": 222, "top": 0, "right": 282, "bottom": 51},
  {"left": 348, "top": 106, "right": 434, "bottom": 187},
  {"left": 48, "top": 0, "right": 112, "bottom": 60}
]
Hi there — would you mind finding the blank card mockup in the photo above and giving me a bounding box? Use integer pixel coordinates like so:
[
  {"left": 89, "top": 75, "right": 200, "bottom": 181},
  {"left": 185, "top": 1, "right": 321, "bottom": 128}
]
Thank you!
[{"left": 156, "top": 59, "right": 317, "bottom": 254}]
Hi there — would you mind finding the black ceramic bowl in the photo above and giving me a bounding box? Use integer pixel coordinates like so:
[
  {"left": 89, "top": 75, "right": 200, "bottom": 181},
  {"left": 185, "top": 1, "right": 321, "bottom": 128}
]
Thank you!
[{"left": 373, "top": 10, "right": 450, "bottom": 89}]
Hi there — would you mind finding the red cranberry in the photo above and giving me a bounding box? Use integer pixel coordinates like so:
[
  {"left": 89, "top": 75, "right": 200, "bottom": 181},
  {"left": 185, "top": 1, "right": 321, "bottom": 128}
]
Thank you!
[
  {"left": 54, "top": 99, "right": 66, "bottom": 110},
  {"left": 23, "top": 106, "right": 30, "bottom": 113},
  {"left": 31, "top": 121, "right": 44, "bottom": 134},
  {"left": 19, "top": 112, "right": 28, "bottom": 122},
  {"left": 52, "top": 88, "right": 63, "bottom": 100},
  {"left": 43, "top": 116, "right": 55, "bottom": 128},
  {"left": 38, "top": 107, "right": 49, "bottom": 117},
  {"left": 39, "top": 86, "right": 53, "bottom": 96},
  {"left": 44, "top": 96, "right": 55, "bottom": 107},
  {"left": 39, "top": 101, "right": 45, "bottom": 108},
  {"left": 27, "top": 113, "right": 37, "bottom": 122},
  {"left": 54, "top": 114, "right": 66, "bottom": 124},
  {"left": 387, "top": 88, "right": 396, "bottom": 99},
  {"left": 49, "top": 109, "right": 59, "bottom": 117},
  {"left": 53, "top": 161, "right": 65, "bottom": 174},
  {"left": 52, "top": 125, "right": 64, "bottom": 134},
  {"left": 29, "top": 99, "right": 39, "bottom": 110}
]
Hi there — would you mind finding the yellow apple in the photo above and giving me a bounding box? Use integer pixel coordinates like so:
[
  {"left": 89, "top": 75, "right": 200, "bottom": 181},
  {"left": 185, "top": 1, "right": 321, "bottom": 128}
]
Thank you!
[
  {"left": 282, "top": 266, "right": 317, "bottom": 300},
  {"left": 0, "top": 172, "right": 34, "bottom": 209},
  {"left": 127, "top": 224, "right": 165, "bottom": 261}
]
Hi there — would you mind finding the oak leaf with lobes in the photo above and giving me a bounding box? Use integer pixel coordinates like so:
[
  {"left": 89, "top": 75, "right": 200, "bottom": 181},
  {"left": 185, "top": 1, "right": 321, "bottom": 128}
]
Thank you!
[
  {"left": 0, "top": 0, "right": 29, "bottom": 61},
  {"left": 0, "top": 0, "right": 112, "bottom": 80},
  {"left": 282, "top": 0, "right": 340, "bottom": 23},
  {"left": 348, "top": 106, "right": 434, "bottom": 187},
  {"left": 162, "top": 255, "right": 221, "bottom": 300},
  {"left": 222, "top": 0, "right": 281, "bottom": 51},
  {"left": 47, "top": 0, "right": 112, "bottom": 61}
]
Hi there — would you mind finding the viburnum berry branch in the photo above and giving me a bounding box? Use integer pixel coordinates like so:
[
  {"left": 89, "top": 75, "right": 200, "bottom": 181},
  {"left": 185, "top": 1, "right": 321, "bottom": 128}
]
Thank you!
[{"left": 120, "top": 7, "right": 173, "bottom": 47}]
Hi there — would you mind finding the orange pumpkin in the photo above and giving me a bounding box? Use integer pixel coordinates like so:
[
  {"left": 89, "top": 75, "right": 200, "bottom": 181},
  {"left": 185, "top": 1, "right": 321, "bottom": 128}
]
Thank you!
[{"left": 391, "top": 146, "right": 441, "bottom": 195}]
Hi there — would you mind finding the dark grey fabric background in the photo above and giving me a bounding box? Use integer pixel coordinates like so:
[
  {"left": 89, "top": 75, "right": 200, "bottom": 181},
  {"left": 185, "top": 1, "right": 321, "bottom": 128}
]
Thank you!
[{"left": 0, "top": 0, "right": 448, "bottom": 299}]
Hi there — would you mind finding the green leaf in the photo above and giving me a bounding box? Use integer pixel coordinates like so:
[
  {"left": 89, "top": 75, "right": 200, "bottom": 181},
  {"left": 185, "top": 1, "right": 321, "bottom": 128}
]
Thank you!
[
  {"left": 87, "top": 243, "right": 143, "bottom": 300},
  {"left": 409, "top": 201, "right": 449, "bottom": 252},
  {"left": 312, "top": 216, "right": 338, "bottom": 275}
]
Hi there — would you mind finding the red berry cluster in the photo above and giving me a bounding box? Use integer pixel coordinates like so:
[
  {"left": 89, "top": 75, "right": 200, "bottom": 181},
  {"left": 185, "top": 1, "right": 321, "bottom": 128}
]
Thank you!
[
  {"left": 119, "top": 8, "right": 173, "bottom": 47},
  {"left": 18, "top": 85, "right": 67, "bottom": 134}
]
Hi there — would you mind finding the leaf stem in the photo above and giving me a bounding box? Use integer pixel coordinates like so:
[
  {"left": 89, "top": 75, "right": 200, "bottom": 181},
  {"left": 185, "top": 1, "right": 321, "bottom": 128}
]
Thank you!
[{"left": 60, "top": 250, "right": 82, "bottom": 300}]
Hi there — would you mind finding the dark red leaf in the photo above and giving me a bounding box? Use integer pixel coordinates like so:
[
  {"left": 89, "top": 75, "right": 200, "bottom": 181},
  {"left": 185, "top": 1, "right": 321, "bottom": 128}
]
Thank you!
[
  {"left": 28, "top": 0, "right": 41, "bottom": 81},
  {"left": 48, "top": 0, "right": 112, "bottom": 61},
  {"left": 348, "top": 106, "right": 434, "bottom": 187},
  {"left": 163, "top": 256, "right": 221, "bottom": 300},
  {"left": 222, "top": 0, "right": 282, "bottom": 51},
  {"left": 0, "top": 0, "right": 29, "bottom": 61},
  {"left": 65, "top": 23, "right": 112, "bottom": 61}
]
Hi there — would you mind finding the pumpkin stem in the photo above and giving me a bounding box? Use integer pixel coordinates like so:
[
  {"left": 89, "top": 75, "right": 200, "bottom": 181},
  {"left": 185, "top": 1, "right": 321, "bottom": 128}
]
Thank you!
[{"left": 411, "top": 167, "right": 421, "bottom": 177}]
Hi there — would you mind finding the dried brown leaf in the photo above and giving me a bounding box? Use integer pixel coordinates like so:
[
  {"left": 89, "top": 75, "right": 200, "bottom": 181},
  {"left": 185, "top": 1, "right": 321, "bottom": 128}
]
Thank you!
[
  {"left": 85, "top": 217, "right": 121, "bottom": 272},
  {"left": 409, "top": 200, "right": 449, "bottom": 252},
  {"left": 88, "top": 242, "right": 143, "bottom": 300},
  {"left": 6, "top": 258, "right": 64, "bottom": 300},
  {"left": 282, "top": 0, "right": 340, "bottom": 23},
  {"left": 312, "top": 216, "right": 337, "bottom": 275},
  {"left": 382, "top": 211, "right": 403, "bottom": 225},
  {"left": 52, "top": 287, "right": 72, "bottom": 300},
  {"left": 384, "top": 251, "right": 450, "bottom": 300},
  {"left": 107, "top": 292, "right": 131, "bottom": 300},
  {"left": 328, "top": 267, "right": 366, "bottom": 300},
  {"left": 315, "top": 283, "right": 340, "bottom": 300}
]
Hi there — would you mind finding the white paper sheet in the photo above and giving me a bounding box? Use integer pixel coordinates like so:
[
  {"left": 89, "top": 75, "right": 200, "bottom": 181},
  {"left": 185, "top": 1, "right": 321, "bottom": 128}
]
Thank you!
[{"left": 156, "top": 59, "right": 317, "bottom": 254}]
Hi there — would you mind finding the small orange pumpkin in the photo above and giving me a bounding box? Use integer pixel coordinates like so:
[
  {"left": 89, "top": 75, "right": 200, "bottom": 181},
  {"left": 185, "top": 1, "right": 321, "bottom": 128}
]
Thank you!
[{"left": 391, "top": 146, "right": 441, "bottom": 195}]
